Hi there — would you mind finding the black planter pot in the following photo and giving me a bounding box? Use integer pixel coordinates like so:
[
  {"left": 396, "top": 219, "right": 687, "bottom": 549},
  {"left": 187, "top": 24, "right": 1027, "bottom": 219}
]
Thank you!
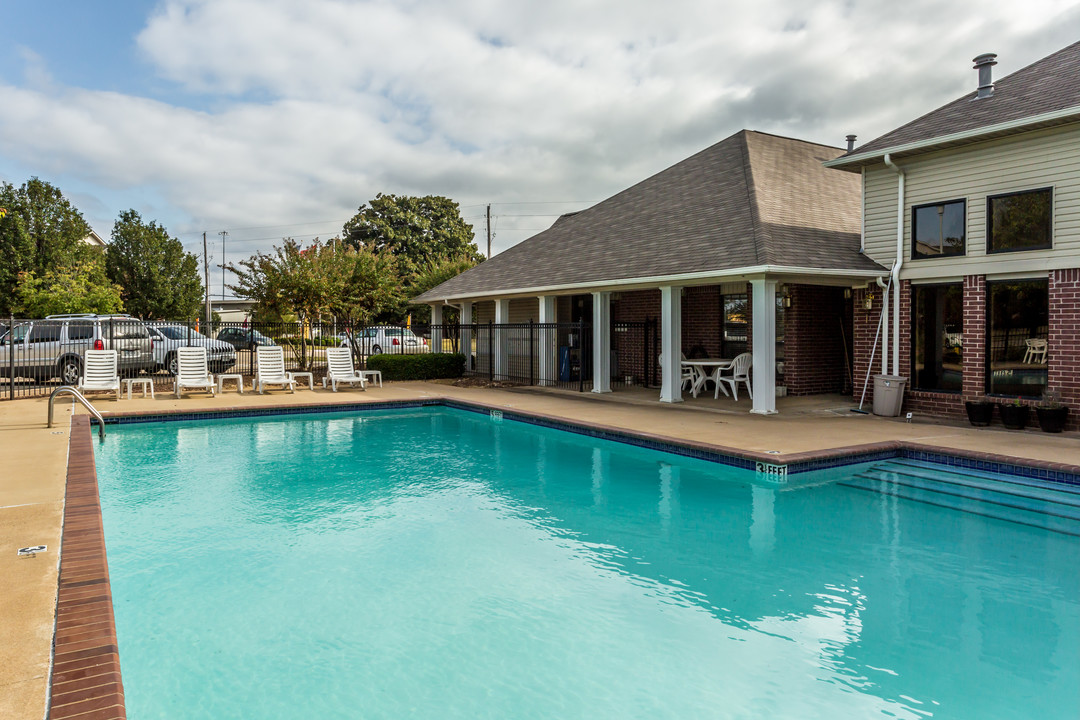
[
  {"left": 997, "top": 403, "right": 1030, "bottom": 430},
  {"left": 964, "top": 401, "right": 995, "bottom": 427},
  {"left": 1036, "top": 406, "right": 1069, "bottom": 433}
]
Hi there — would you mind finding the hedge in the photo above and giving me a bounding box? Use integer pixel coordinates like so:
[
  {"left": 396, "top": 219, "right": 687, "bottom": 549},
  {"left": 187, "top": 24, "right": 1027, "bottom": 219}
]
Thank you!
[{"left": 364, "top": 352, "right": 465, "bottom": 381}]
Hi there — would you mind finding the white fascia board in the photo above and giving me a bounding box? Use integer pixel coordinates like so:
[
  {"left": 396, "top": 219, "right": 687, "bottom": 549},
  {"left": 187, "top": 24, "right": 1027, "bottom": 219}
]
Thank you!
[
  {"left": 825, "top": 106, "right": 1080, "bottom": 170},
  {"left": 427, "top": 265, "right": 888, "bottom": 303}
]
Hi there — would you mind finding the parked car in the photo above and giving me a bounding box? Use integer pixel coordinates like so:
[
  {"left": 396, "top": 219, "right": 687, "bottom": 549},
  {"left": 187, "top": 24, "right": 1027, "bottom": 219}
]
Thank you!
[
  {"left": 217, "top": 327, "right": 276, "bottom": 351},
  {"left": 0, "top": 314, "right": 154, "bottom": 384},
  {"left": 340, "top": 326, "right": 429, "bottom": 355},
  {"left": 146, "top": 324, "right": 236, "bottom": 375}
]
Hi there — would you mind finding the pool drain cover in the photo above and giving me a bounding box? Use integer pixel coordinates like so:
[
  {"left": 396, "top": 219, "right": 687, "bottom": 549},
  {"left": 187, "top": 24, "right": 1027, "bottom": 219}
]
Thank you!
[{"left": 18, "top": 545, "right": 47, "bottom": 557}]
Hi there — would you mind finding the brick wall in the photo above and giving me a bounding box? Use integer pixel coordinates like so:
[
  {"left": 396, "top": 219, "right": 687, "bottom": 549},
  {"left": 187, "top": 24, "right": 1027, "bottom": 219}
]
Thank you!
[
  {"left": 783, "top": 285, "right": 849, "bottom": 395},
  {"left": 682, "top": 286, "right": 722, "bottom": 357},
  {"left": 1049, "top": 269, "right": 1080, "bottom": 431},
  {"left": 852, "top": 285, "right": 883, "bottom": 407},
  {"left": 961, "top": 275, "right": 987, "bottom": 400}
]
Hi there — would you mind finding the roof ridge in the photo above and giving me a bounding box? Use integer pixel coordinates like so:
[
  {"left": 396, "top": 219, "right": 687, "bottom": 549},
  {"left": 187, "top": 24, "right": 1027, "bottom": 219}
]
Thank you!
[{"left": 739, "top": 131, "right": 771, "bottom": 265}]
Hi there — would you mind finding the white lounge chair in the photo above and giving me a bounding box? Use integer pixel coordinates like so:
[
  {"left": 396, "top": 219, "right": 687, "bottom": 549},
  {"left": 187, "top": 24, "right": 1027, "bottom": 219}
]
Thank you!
[
  {"left": 78, "top": 350, "right": 120, "bottom": 400},
  {"left": 253, "top": 346, "right": 296, "bottom": 394},
  {"left": 716, "top": 352, "right": 753, "bottom": 401},
  {"left": 174, "top": 346, "right": 216, "bottom": 398},
  {"left": 322, "top": 347, "right": 367, "bottom": 392},
  {"left": 659, "top": 353, "right": 696, "bottom": 393}
]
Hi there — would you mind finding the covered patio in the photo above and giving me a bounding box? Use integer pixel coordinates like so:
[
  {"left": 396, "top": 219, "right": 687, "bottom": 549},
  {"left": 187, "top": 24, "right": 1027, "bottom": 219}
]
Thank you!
[{"left": 417, "top": 130, "right": 888, "bottom": 414}]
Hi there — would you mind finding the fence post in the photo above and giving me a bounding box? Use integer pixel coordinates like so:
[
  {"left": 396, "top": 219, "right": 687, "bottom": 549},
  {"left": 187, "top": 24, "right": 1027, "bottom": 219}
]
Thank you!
[
  {"left": 7, "top": 315, "right": 13, "bottom": 400},
  {"left": 578, "top": 320, "right": 585, "bottom": 393},
  {"left": 488, "top": 321, "right": 494, "bottom": 382},
  {"left": 529, "top": 320, "right": 535, "bottom": 386}
]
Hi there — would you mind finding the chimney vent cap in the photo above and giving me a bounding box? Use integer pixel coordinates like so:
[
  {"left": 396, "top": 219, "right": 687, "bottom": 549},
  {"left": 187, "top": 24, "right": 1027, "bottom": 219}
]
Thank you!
[{"left": 972, "top": 52, "right": 998, "bottom": 99}]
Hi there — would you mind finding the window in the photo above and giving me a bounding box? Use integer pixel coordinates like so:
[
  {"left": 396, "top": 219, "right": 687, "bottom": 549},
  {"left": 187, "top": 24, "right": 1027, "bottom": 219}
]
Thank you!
[
  {"left": 988, "top": 188, "right": 1052, "bottom": 253},
  {"left": 28, "top": 323, "right": 62, "bottom": 343},
  {"left": 720, "top": 294, "right": 747, "bottom": 358},
  {"left": 66, "top": 322, "right": 94, "bottom": 340},
  {"left": 987, "top": 279, "right": 1048, "bottom": 397},
  {"left": 912, "top": 200, "right": 966, "bottom": 258},
  {"left": 911, "top": 284, "right": 963, "bottom": 391}
]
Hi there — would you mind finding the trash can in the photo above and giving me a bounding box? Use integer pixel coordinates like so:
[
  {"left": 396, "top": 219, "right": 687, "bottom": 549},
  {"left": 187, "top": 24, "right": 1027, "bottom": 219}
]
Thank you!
[{"left": 872, "top": 375, "right": 907, "bottom": 417}]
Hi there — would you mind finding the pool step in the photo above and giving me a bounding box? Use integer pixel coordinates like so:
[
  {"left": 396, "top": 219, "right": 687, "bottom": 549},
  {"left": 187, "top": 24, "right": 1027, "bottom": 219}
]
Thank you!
[{"left": 842, "top": 459, "right": 1080, "bottom": 536}]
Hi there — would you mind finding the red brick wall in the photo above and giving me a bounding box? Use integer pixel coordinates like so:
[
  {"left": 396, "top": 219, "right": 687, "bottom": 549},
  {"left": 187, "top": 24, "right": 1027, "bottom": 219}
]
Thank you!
[
  {"left": 961, "top": 275, "right": 987, "bottom": 400},
  {"left": 682, "top": 286, "right": 721, "bottom": 357},
  {"left": 852, "top": 285, "right": 884, "bottom": 407},
  {"left": 783, "top": 285, "right": 849, "bottom": 395},
  {"left": 1049, "top": 269, "right": 1080, "bottom": 431}
]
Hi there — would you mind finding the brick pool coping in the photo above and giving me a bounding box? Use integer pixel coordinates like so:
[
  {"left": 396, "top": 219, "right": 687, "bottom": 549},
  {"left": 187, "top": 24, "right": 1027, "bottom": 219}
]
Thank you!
[{"left": 49, "top": 396, "right": 1080, "bottom": 716}]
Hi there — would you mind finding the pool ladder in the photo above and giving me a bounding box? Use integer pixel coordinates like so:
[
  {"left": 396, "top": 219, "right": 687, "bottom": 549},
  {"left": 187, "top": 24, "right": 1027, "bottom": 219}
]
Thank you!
[{"left": 48, "top": 386, "right": 106, "bottom": 440}]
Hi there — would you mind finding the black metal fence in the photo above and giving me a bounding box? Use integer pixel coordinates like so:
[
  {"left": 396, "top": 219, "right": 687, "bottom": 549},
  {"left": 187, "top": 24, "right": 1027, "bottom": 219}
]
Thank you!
[{"left": 3, "top": 315, "right": 658, "bottom": 399}]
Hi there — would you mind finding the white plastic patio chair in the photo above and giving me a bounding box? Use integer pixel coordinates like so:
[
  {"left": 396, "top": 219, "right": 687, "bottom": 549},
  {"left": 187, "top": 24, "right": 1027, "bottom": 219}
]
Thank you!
[
  {"left": 253, "top": 346, "right": 296, "bottom": 394},
  {"left": 174, "top": 346, "right": 216, "bottom": 398},
  {"left": 78, "top": 350, "right": 120, "bottom": 400},
  {"left": 659, "top": 353, "right": 696, "bottom": 392},
  {"left": 322, "top": 347, "right": 367, "bottom": 392},
  {"left": 1023, "top": 338, "right": 1048, "bottom": 364},
  {"left": 716, "top": 352, "right": 753, "bottom": 401}
]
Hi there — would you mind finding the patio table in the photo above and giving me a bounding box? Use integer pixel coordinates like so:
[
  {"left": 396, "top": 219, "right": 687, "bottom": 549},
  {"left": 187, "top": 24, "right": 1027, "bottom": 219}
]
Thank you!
[{"left": 681, "top": 358, "right": 734, "bottom": 397}]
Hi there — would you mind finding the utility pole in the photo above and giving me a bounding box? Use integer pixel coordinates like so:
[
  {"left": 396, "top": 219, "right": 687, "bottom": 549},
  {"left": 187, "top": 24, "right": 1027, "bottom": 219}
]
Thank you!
[
  {"left": 202, "top": 232, "right": 211, "bottom": 326},
  {"left": 219, "top": 231, "right": 228, "bottom": 299},
  {"left": 486, "top": 204, "right": 492, "bottom": 258}
]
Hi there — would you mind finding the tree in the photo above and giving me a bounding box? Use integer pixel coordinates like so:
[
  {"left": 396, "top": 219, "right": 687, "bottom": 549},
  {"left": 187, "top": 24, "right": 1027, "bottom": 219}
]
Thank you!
[
  {"left": 341, "top": 194, "right": 482, "bottom": 284},
  {"left": 0, "top": 178, "right": 93, "bottom": 314},
  {"left": 106, "top": 210, "right": 203, "bottom": 319},
  {"left": 15, "top": 262, "right": 124, "bottom": 317},
  {"left": 408, "top": 255, "right": 480, "bottom": 323}
]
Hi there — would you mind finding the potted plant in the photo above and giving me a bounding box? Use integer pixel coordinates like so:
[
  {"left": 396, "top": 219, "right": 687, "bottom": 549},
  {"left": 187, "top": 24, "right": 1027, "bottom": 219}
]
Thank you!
[
  {"left": 1036, "top": 388, "right": 1069, "bottom": 433},
  {"left": 997, "top": 396, "right": 1030, "bottom": 430},
  {"left": 964, "top": 398, "right": 995, "bottom": 427}
]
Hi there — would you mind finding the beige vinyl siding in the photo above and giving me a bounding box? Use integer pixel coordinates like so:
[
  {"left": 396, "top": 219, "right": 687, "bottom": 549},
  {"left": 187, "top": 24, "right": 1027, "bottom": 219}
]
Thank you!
[{"left": 861, "top": 123, "right": 1080, "bottom": 281}]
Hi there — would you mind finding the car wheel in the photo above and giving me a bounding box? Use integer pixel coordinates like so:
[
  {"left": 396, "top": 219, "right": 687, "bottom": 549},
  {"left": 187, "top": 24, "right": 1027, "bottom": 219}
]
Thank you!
[
  {"left": 59, "top": 357, "right": 82, "bottom": 385},
  {"left": 167, "top": 354, "right": 178, "bottom": 376},
  {"left": 371, "top": 345, "right": 382, "bottom": 355}
]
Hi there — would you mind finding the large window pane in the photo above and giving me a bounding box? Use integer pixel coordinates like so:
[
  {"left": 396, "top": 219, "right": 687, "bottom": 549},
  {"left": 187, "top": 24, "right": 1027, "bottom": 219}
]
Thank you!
[
  {"left": 912, "top": 200, "right": 965, "bottom": 258},
  {"left": 912, "top": 284, "right": 963, "bottom": 391},
  {"left": 988, "top": 188, "right": 1052, "bottom": 253},
  {"left": 987, "top": 279, "right": 1048, "bottom": 397},
  {"left": 721, "top": 294, "right": 747, "bottom": 358}
]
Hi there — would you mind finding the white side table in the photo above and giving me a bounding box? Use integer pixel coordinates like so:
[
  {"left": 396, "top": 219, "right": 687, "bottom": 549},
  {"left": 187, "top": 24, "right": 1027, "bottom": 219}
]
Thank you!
[
  {"left": 122, "top": 377, "right": 155, "bottom": 400},
  {"left": 287, "top": 371, "right": 315, "bottom": 389},
  {"left": 360, "top": 370, "right": 383, "bottom": 387},
  {"left": 217, "top": 373, "right": 245, "bottom": 394}
]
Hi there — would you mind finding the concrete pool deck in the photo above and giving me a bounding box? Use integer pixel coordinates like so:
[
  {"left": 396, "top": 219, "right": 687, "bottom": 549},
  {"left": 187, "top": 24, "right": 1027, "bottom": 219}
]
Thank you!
[{"left": 2, "top": 381, "right": 1079, "bottom": 718}]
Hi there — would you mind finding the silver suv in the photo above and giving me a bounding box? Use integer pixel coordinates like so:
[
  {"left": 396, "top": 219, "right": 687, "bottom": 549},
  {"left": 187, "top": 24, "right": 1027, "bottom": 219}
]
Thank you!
[{"left": 0, "top": 314, "right": 155, "bottom": 384}]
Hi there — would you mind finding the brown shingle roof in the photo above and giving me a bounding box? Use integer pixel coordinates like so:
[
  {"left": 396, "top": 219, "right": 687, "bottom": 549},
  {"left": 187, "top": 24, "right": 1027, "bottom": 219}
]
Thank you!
[
  {"left": 415, "top": 130, "right": 883, "bottom": 302},
  {"left": 830, "top": 41, "right": 1080, "bottom": 170}
]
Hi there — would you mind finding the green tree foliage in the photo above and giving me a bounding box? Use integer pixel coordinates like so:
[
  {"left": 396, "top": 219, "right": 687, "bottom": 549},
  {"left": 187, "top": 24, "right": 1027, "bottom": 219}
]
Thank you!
[
  {"left": 341, "top": 194, "right": 482, "bottom": 284},
  {"left": 0, "top": 178, "right": 93, "bottom": 314},
  {"left": 408, "top": 255, "right": 480, "bottom": 323},
  {"left": 15, "top": 261, "right": 124, "bottom": 317},
  {"left": 106, "top": 210, "right": 203, "bottom": 319}
]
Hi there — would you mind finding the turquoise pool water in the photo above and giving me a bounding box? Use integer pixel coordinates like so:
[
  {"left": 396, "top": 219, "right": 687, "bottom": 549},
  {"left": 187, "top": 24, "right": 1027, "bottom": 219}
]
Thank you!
[{"left": 95, "top": 408, "right": 1080, "bottom": 719}]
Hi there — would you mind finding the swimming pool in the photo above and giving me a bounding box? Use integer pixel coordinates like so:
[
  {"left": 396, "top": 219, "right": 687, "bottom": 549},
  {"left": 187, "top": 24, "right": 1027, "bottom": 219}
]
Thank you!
[{"left": 94, "top": 407, "right": 1080, "bottom": 719}]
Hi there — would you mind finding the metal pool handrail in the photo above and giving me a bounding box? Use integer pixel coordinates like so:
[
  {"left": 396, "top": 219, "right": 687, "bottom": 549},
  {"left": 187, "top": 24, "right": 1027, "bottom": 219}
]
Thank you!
[{"left": 48, "top": 386, "right": 106, "bottom": 440}]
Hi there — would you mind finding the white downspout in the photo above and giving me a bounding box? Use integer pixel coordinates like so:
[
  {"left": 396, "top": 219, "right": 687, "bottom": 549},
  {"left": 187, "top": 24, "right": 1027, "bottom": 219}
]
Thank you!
[
  {"left": 883, "top": 153, "right": 905, "bottom": 378},
  {"left": 876, "top": 275, "right": 890, "bottom": 375}
]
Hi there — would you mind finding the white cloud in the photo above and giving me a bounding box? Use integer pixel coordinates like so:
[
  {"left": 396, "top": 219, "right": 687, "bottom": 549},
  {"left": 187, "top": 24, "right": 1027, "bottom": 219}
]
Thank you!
[{"left": 1, "top": 0, "right": 1079, "bottom": 257}]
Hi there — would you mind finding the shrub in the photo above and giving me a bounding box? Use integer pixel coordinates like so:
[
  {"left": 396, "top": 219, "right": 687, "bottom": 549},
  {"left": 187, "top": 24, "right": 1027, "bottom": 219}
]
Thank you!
[{"left": 365, "top": 353, "right": 465, "bottom": 381}]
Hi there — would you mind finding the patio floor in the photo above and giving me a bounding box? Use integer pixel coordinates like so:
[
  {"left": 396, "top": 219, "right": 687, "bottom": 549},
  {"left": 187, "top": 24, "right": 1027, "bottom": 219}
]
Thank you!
[{"left": 2, "top": 380, "right": 1079, "bottom": 718}]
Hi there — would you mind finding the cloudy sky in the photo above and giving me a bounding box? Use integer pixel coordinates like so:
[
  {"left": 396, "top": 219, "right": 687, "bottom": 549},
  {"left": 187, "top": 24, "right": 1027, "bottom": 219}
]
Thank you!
[{"left": 2, "top": 0, "right": 1079, "bottom": 296}]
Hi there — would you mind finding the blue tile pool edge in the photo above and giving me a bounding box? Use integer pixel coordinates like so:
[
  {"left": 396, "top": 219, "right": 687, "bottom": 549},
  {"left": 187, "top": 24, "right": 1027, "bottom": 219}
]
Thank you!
[{"left": 89, "top": 399, "right": 1080, "bottom": 488}]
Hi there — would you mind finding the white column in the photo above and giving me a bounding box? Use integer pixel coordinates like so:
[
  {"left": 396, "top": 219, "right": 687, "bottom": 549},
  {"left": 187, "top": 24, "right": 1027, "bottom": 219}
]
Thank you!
[
  {"left": 494, "top": 298, "right": 510, "bottom": 380},
  {"left": 460, "top": 302, "right": 474, "bottom": 370},
  {"left": 538, "top": 295, "right": 556, "bottom": 386},
  {"left": 591, "top": 291, "right": 611, "bottom": 393},
  {"left": 429, "top": 304, "right": 443, "bottom": 354},
  {"left": 659, "top": 285, "right": 682, "bottom": 403},
  {"left": 750, "top": 278, "right": 777, "bottom": 415}
]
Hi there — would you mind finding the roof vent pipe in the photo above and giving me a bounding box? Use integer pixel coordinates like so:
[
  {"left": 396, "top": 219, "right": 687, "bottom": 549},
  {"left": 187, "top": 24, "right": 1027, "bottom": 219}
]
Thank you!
[
  {"left": 846, "top": 134, "right": 857, "bottom": 152},
  {"left": 973, "top": 53, "right": 997, "bottom": 99}
]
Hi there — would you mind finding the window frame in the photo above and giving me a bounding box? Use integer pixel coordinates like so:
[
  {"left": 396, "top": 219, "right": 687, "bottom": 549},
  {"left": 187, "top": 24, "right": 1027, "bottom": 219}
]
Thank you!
[
  {"left": 986, "top": 187, "right": 1053, "bottom": 254},
  {"left": 984, "top": 277, "right": 1049, "bottom": 399},
  {"left": 909, "top": 282, "right": 964, "bottom": 393},
  {"left": 911, "top": 199, "right": 967, "bottom": 260}
]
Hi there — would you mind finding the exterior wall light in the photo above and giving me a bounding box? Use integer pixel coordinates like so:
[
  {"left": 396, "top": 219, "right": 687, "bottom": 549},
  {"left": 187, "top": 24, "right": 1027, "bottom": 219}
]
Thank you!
[{"left": 863, "top": 292, "right": 875, "bottom": 311}]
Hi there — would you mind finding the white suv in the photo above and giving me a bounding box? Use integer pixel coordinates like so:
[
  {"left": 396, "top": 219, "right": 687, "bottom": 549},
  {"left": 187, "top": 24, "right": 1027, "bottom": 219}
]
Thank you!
[{"left": 0, "top": 314, "right": 155, "bottom": 384}]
